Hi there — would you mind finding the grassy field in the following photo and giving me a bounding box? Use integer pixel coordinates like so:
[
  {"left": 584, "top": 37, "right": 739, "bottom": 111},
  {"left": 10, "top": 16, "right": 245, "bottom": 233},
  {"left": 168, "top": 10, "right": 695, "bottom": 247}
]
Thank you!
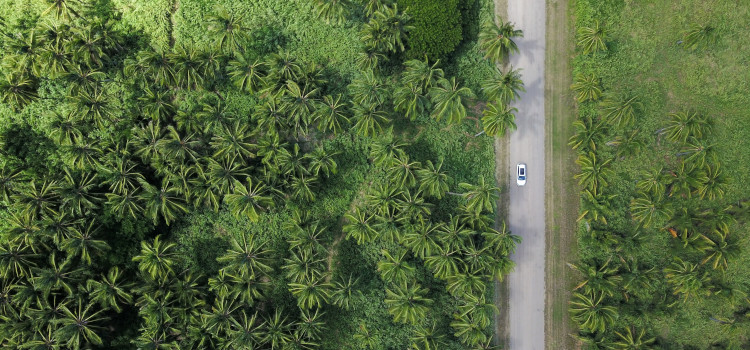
[
  {"left": 545, "top": 0, "right": 579, "bottom": 349},
  {"left": 571, "top": 0, "right": 750, "bottom": 348}
]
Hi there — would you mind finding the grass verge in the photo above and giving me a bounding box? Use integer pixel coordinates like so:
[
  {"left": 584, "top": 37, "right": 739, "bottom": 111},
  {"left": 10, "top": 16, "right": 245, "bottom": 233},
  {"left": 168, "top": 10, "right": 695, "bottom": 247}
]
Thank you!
[{"left": 544, "top": 0, "right": 579, "bottom": 349}]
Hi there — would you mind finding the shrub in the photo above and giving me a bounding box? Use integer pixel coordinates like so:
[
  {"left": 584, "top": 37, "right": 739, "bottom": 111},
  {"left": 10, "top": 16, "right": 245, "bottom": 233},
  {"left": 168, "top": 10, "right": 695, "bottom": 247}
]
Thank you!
[{"left": 397, "top": 0, "right": 462, "bottom": 61}]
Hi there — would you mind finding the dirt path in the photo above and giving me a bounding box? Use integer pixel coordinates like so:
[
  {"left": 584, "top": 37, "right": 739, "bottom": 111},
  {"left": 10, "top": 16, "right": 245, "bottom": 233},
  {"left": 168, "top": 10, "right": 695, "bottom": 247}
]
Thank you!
[
  {"left": 504, "top": 0, "right": 547, "bottom": 348},
  {"left": 544, "top": 1, "right": 579, "bottom": 349}
]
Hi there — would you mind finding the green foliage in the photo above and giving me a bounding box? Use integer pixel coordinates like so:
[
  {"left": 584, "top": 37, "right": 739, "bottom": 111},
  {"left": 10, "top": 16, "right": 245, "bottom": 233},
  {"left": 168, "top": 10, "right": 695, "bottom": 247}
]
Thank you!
[
  {"left": 570, "top": 0, "right": 750, "bottom": 347},
  {"left": 0, "top": 0, "right": 504, "bottom": 348},
  {"left": 397, "top": 0, "right": 462, "bottom": 61}
]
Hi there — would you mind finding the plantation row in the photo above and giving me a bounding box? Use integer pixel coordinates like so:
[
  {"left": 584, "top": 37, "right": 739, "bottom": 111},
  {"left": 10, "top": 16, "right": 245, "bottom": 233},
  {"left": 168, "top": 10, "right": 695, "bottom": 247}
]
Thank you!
[
  {"left": 569, "top": 0, "right": 750, "bottom": 348},
  {"left": 0, "top": 0, "right": 527, "bottom": 349}
]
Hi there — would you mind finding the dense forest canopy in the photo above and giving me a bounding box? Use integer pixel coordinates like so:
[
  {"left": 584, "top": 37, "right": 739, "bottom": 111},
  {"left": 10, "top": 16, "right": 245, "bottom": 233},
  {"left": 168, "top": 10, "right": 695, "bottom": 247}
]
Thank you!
[{"left": 0, "top": 0, "right": 518, "bottom": 349}]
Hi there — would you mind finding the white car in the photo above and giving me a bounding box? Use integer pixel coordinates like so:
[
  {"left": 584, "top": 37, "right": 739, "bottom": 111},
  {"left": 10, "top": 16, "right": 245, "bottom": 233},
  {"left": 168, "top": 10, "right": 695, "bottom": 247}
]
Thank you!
[{"left": 516, "top": 163, "right": 527, "bottom": 186}]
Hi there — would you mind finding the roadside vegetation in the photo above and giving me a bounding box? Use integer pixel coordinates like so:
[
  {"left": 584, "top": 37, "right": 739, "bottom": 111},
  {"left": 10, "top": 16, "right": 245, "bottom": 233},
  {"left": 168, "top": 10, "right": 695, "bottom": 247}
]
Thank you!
[
  {"left": 569, "top": 0, "right": 750, "bottom": 348},
  {"left": 0, "top": 0, "right": 527, "bottom": 349}
]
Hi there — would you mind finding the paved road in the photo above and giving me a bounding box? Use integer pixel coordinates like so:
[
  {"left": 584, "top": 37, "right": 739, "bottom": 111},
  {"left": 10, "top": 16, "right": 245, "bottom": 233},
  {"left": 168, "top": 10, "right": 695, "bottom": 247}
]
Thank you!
[{"left": 506, "top": 0, "right": 546, "bottom": 349}]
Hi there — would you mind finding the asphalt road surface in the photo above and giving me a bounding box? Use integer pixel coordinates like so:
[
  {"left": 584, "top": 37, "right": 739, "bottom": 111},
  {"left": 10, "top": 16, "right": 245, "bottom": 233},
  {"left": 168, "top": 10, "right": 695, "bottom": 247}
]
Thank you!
[{"left": 506, "top": 0, "right": 546, "bottom": 349}]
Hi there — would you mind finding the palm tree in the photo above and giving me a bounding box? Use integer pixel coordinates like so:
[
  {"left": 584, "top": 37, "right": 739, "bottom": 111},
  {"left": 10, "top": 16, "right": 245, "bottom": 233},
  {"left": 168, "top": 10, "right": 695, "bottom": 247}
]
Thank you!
[
  {"left": 600, "top": 94, "right": 639, "bottom": 129},
  {"left": 173, "top": 46, "right": 205, "bottom": 90},
  {"left": 283, "top": 248, "right": 326, "bottom": 284},
  {"left": 394, "top": 82, "right": 430, "bottom": 120},
  {"left": 630, "top": 193, "right": 673, "bottom": 228},
  {"left": 313, "top": 0, "right": 352, "bottom": 24},
  {"left": 612, "top": 327, "right": 656, "bottom": 349},
  {"left": 297, "top": 308, "right": 326, "bottom": 341},
  {"left": 127, "top": 50, "right": 175, "bottom": 87},
  {"left": 369, "top": 129, "right": 407, "bottom": 166},
  {"left": 607, "top": 128, "right": 645, "bottom": 158},
  {"left": 138, "top": 179, "right": 187, "bottom": 226},
  {"left": 217, "top": 234, "right": 273, "bottom": 278},
  {"left": 401, "top": 221, "right": 440, "bottom": 258},
  {"left": 349, "top": 71, "right": 388, "bottom": 108},
  {"left": 680, "top": 138, "right": 715, "bottom": 171},
  {"left": 578, "top": 189, "right": 615, "bottom": 225},
  {"left": 568, "top": 258, "right": 623, "bottom": 297},
  {"left": 387, "top": 154, "right": 420, "bottom": 189},
  {"left": 227, "top": 53, "right": 267, "bottom": 93},
  {"left": 574, "top": 152, "right": 613, "bottom": 195},
  {"left": 481, "top": 101, "right": 517, "bottom": 137},
  {"left": 356, "top": 46, "right": 387, "bottom": 72},
  {"left": 0, "top": 241, "right": 38, "bottom": 279},
  {"left": 225, "top": 311, "right": 263, "bottom": 348},
  {"left": 664, "top": 257, "right": 709, "bottom": 304},
  {"left": 0, "top": 71, "right": 38, "bottom": 111},
  {"left": 306, "top": 146, "right": 339, "bottom": 178},
  {"left": 207, "top": 157, "right": 249, "bottom": 195},
  {"left": 384, "top": 282, "right": 433, "bottom": 324},
  {"left": 132, "top": 235, "right": 177, "bottom": 280},
  {"left": 411, "top": 320, "right": 446, "bottom": 350},
  {"left": 360, "top": 4, "right": 412, "bottom": 54},
  {"left": 696, "top": 163, "right": 727, "bottom": 200},
  {"left": 87, "top": 266, "right": 134, "bottom": 313},
  {"left": 203, "top": 296, "right": 239, "bottom": 336},
  {"left": 48, "top": 111, "right": 82, "bottom": 146},
  {"left": 313, "top": 94, "right": 350, "bottom": 134},
  {"left": 360, "top": 0, "right": 390, "bottom": 17},
  {"left": 424, "top": 245, "right": 460, "bottom": 280},
  {"left": 669, "top": 162, "right": 703, "bottom": 198},
  {"left": 351, "top": 103, "right": 389, "bottom": 137},
  {"left": 571, "top": 73, "right": 602, "bottom": 102},
  {"left": 353, "top": 323, "right": 379, "bottom": 349},
  {"left": 71, "top": 88, "right": 115, "bottom": 128},
  {"left": 61, "top": 221, "right": 110, "bottom": 265},
  {"left": 482, "top": 222, "right": 521, "bottom": 255},
  {"left": 42, "top": 0, "right": 81, "bottom": 20},
  {"left": 429, "top": 77, "right": 475, "bottom": 125},
  {"left": 456, "top": 293, "right": 498, "bottom": 328},
  {"left": 459, "top": 176, "right": 500, "bottom": 214},
  {"left": 282, "top": 80, "right": 319, "bottom": 135},
  {"left": 695, "top": 232, "right": 740, "bottom": 271},
  {"left": 479, "top": 19, "right": 523, "bottom": 63},
  {"left": 635, "top": 167, "right": 671, "bottom": 199},
  {"left": 683, "top": 24, "right": 717, "bottom": 50},
  {"left": 59, "top": 170, "right": 100, "bottom": 216},
  {"left": 263, "top": 309, "right": 293, "bottom": 349},
  {"left": 481, "top": 66, "right": 525, "bottom": 104},
  {"left": 54, "top": 302, "right": 108, "bottom": 349},
  {"left": 569, "top": 291, "right": 617, "bottom": 333},
  {"left": 343, "top": 208, "right": 377, "bottom": 245},
  {"left": 32, "top": 253, "right": 80, "bottom": 298},
  {"left": 664, "top": 111, "right": 712, "bottom": 143},
  {"left": 70, "top": 26, "right": 108, "bottom": 68},
  {"left": 577, "top": 21, "right": 607, "bottom": 54},
  {"left": 437, "top": 216, "right": 472, "bottom": 251},
  {"left": 211, "top": 121, "right": 256, "bottom": 161},
  {"left": 450, "top": 314, "right": 488, "bottom": 346},
  {"left": 289, "top": 277, "right": 332, "bottom": 309},
  {"left": 157, "top": 126, "right": 200, "bottom": 163},
  {"left": 207, "top": 8, "right": 248, "bottom": 53},
  {"left": 105, "top": 188, "right": 144, "bottom": 219},
  {"left": 224, "top": 177, "right": 273, "bottom": 221},
  {"left": 402, "top": 58, "right": 445, "bottom": 92},
  {"left": 415, "top": 159, "right": 450, "bottom": 199},
  {"left": 446, "top": 271, "right": 486, "bottom": 297},
  {"left": 377, "top": 248, "right": 415, "bottom": 285},
  {"left": 267, "top": 51, "right": 303, "bottom": 85},
  {"left": 329, "top": 274, "right": 361, "bottom": 310}
]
